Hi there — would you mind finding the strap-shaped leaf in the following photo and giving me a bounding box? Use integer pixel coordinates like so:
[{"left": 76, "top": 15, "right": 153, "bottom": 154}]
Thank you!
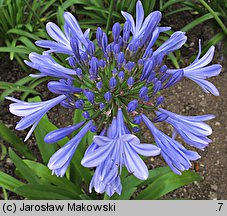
[
  {"left": 0, "top": 81, "right": 39, "bottom": 95},
  {"left": 135, "top": 170, "right": 202, "bottom": 200},
  {"left": 15, "top": 184, "right": 81, "bottom": 200},
  {"left": 0, "top": 171, "right": 24, "bottom": 191},
  {"left": 106, "top": 166, "right": 171, "bottom": 200},
  {"left": 23, "top": 160, "right": 81, "bottom": 195},
  {"left": 0, "top": 122, "right": 35, "bottom": 160},
  {"left": 0, "top": 76, "right": 34, "bottom": 101},
  {"left": 9, "top": 148, "right": 40, "bottom": 184}
]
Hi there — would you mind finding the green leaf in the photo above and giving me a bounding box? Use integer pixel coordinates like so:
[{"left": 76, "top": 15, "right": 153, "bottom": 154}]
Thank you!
[
  {"left": 135, "top": 170, "right": 202, "bottom": 200},
  {"left": 23, "top": 160, "right": 82, "bottom": 194},
  {"left": 27, "top": 96, "right": 59, "bottom": 163},
  {"left": 15, "top": 184, "right": 81, "bottom": 200},
  {"left": 203, "top": 32, "right": 226, "bottom": 53},
  {"left": 0, "top": 81, "right": 39, "bottom": 95},
  {"left": 0, "top": 122, "right": 35, "bottom": 160},
  {"left": 0, "top": 171, "right": 24, "bottom": 191},
  {"left": 107, "top": 167, "right": 171, "bottom": 200},
  {"left": 72, "top": 109, "right": 83, "bottom": 135},
  {"left": 9, "top": 148, "right": 40, "bottom": 184},
  {"left": 168, "top": 53, "right": 180, "bottom": 68},
  {"left": 165, "top": 6, "right": 192, "bottom": 17},
  {"left": 0, "top": 76, "right": 33, "bottom": 101},
  {"left": 161, "top": 0, "right": 185, "bottom": 11},
  {"left": 181, "top": 13, "right": 220, "bottom": 32},
  {"left": 7, "top": 29, "right": 40, "bottom": 40},
  {"left": 20, "top": 77, "right": 50, "bottom": 101},
  {"left": 18, "top": 36, "right": 40, "bottom": 52},
  {"left": 60, "top": 0, "right": 90, "bottom": 10},
  {"left": 0, "top": 143, "right": 7, "bottom": 160},
  {"left": 0, "top": 46, "right": 29, "bottom": 54},
  {"left": 71, "top": 149, "right": 92, "bottom": 189},
  {"left": 33, "top": 121, "right": 57, "bottom": 164}
]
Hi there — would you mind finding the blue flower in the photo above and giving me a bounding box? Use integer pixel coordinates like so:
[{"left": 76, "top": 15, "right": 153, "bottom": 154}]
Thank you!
[
  {"left": 82, "top": 109, "right": 160, "bottom": 195},
  {"left": 157, "top": 108, "right": 215, "bottom": 149},
  {"left": 48, "top": 79, "right": 83, "bottom": 95},
  {"left": 121, "top": 0, "right": 161, "bottom": 44},
  {"left": 25, "top": 53, "right": 76, "bottom": 79},
  {"left": 48, "top": 121, "right": 92, "bottom": 177},
  {"left": 167, "top": 41, "right": 222, "bottom": 96},
  {"left": 36, "top": 12, "right": 90, "bottom": 55},
  {"left": 45, "top": 121, "right": 85, "bottom": 143},
  {"left": 142, "top": 114, "right": 201, "bottom": 175},
  {"left": 6, "top": 95, "right": 66, "bottom": 141},
  {"left": 153, "top": 31, "right": 187, "bottom": 60},
  {"left": 127, "top": 100, "right": 138, "bottom": 112}
]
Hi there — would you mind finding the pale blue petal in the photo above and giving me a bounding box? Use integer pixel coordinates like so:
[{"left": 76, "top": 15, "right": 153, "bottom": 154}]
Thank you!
[
  {"left": 93, "top": 135, "right": 112, "bottom": 146},
  {"left": 135, "top": 0, "right": 144, "bottom": 32},
  {"left": 121, "top": 134, "right": 140, "bottom": 145},
  {"left": 35, "top": 40, "right": 72, "bottom": 54},
  {"left": 64, "top": 12, "right": 88, "bottom": 47},
  {"left": 188, "top": 76, "right": 220, "bottom": 96},
  {"left": 46, "top": 22, "right": 69, "bottom": 46},
  {"left": 153, "top": 31, "right": 187, "bottom": 56},
  {"left": 129, "top": 143, "right": 161, "bottom": 156},
  {"left": 121, "top": 11, "right": 135, "bottom": 34},
  {"left": 191, "top": 39, "right": 202, "bottom": 64},
  {"left": 124, "top": 143, "right": 149, "bottom": 180},
  {"left": 48, "top": 142, "right": 76, "bottom": 169},
  {"left": 189, "top": 46, "right": 215, "bottom": 69},
  {"left": 184, "top": 64, "right": 222, "bottom": 78},
  {"left": 81, "top": 141, "right": 115, "bottom": 167}
]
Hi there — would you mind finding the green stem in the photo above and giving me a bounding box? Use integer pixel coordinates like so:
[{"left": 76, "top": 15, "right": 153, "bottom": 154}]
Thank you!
[
  {"left": 90, "top": 110, "right": 101, "bottom": 119},
  {"left": 3, "top": 188, "right": 8, "bottom": 200},
  {"left": 105, "top": 0, "right": 115, "bottom": 35},
  {"left": 199, "top": 0, "right": 227, "bottom": 35},
  {"left": 23, "top": 0, "right": 46, "bottom": 30}
]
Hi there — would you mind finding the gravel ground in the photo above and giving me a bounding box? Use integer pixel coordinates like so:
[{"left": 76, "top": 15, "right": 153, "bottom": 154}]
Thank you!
[{"left": 0, "top": 9, "right": 226, "bottom": 200}]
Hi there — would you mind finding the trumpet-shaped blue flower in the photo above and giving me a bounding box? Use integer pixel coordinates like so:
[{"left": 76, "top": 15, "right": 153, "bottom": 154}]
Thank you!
[
  {"left": 36, "top": 12, "right": 90, "bottom": 55},
  {"left": 6, "top": 95, "right": 66, "bottom": 141},
  {"left": 167, "top": 41, "right": 222, "bottom": 96},
  {"left": 153, "top": 31, "right": 187, "bottom": 59},
  {"left": 25, "top": 53, "right": 77, "bottom": 79},
  {"left": 45, "top": 121, "right": 85, "bottom": 143},
  {"left": 48, "top": 121, "right": 93, "bottom": 177},
  {"left": 142, "top": 114, "right": 201, "bottom": 175},
  {"left": 82, "top": 109, "right": 160, "bottom": 195},
  {"left": 121, "top": 0, "right": 161, "bottom": 44},
  {"left": 157, "top": 108, "right": 215, "bottom": 149},
  {"left": 48, "top": 79, "right": 82, "bottom": 95}
]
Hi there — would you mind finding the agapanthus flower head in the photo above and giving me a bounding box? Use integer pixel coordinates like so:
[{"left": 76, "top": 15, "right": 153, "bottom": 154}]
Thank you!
[{"left": 8, "top": 0, "right": 221, "bottom": 197}]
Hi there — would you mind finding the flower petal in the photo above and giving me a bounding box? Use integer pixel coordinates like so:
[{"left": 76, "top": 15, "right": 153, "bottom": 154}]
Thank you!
[
  {"left": 81, "top": 140, "right": 115, "bottom": 167},
  {"left": 135, "top": 0, "right": 144, "bottom": 32},
  {"left": 93, "top": 135, "right": 112, "bottom": 146},
  {"left": 121, "top": 11, "right": 135, "bottom": 34},
  {"left": 129, "top": 143, "right": 161, "bottom": 156},
  {"left": 188, "top": 76, "right": 220, "bottom": 96},
  {"left": 46, "top": 22, "right": 69, "bottom": 46},
  {"left": 123, "top": 142, "right": 149, "bottom": 180}
]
